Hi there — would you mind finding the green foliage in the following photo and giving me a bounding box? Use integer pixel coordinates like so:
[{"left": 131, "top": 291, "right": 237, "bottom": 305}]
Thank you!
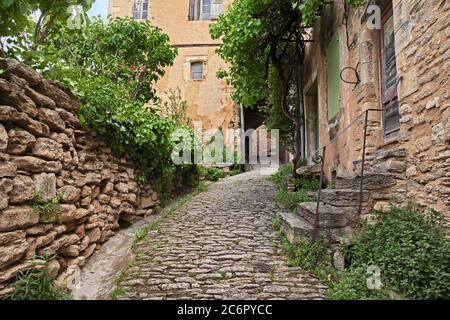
[
  {"left": 42, "top": 17, "right": 177, "bottom": 103},
  {"left": 35, "top": 17, "right": 197, "bottom": 185},
  {"left": 329, "top": 204, "right": 450, "bottom": 300},
  {"left": 197, "top": 181, "right": 208, "bottom": 193},
  {"left": 199, "top": 166, "right": 226, "bottom": 182},
  {"left": 269, "top": 163, "right": 292, "bottom": 190},
  {"left": 210, "top": 0, "right": 365, "bottom": 157},
  {"left": 276, "top": 188, "right": 311, "bottom": 211},
  {"left": 134, "top": 175, "right": 147, "bottom": 187},
  {"left": 270, "top": 164, "right": 317, "bottom": 210},
  {"left": 273, "top": 217, "right": 336, "bottom": 286},
  {"left": 8, "top": 253, "right": 72, "bottom": 300},
  {"left": 0, "top": 0, "right": 94, "bottom": 59},
  {"left": 328, "top": 266, "right": 389, "bottom": 300},
  {"left": 31, "top": 192, "right": 61, "bottom": 224}
]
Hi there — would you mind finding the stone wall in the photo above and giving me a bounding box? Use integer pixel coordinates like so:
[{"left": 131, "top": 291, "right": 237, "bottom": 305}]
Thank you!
[{"left": 0, "top": 58, "right": 160, "bottom": 298}]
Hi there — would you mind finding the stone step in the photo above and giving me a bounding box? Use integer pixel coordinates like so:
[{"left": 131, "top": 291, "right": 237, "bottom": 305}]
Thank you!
[
  {"left": 276, "top": 212, "right": 312, "bottom": 244},
  {"left": 296, "top": 202, "right": 352, "bottom": 228},
  {"left": 312, "top": 189, "right": 369, "bottom": 207},
  {"left": 335, "top": 173, "right": 396, "bottom": 191},
  {"left": 296, "top": 164, "right": 322, "bottom": 178}
]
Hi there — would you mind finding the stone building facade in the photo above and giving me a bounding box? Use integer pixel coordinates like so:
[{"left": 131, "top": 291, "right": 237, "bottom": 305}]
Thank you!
[
  {"left": 109, "top": 0, "right": 239, "bottom": 141},
  {"left": 301, "top": 0, "right": 449, "bottom": 221},
  {"left": 0, "top": 59, "right": 160, "bottom": 298}
]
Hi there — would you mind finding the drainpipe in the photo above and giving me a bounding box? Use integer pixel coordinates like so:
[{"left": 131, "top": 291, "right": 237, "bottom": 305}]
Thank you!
[
  {"left": 298, "top": 66, "right": 306, "bottom": 160},
  {"left": 240, "top": 103, "right": 245, "bottom": 131}
]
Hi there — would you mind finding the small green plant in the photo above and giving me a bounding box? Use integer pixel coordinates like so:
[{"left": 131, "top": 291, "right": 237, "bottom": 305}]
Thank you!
[
  {"left": 199, "top": 166, "right": 225, "bottom": 182},
  {"left": 31, "top": 192, "right": 61, "bottom": 224},
  {"left": 273, "top": 217, "right": 336, "bottom": 286},
  {"left": 276, "top": 188, "right": 311, "bottom": 211},
  {"left": 134, "top": 175, "right": 147, "bottom": 186},
  {"left": 197, "top": 181, "right": 208, "bottom": 193},
  {"left": 270, "top": 164, "right": 317, "bottom": 211},
  {"left": 272, "top": 215, "right": 281, "bottom": 230},
  {"left": 8, "top": 253, "right": 72, "bottom": 300}
]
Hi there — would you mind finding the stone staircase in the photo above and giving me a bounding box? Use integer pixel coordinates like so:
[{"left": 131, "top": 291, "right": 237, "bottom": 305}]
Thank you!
[
  {"left": 275, "top": 148, "right": 407, "bottom": 268},
  {"left": 276, "top": 168, "right": 397, "bottom": 243}
]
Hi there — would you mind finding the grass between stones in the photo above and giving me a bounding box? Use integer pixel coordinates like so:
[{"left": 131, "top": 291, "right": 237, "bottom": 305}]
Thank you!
[{"left": 109, "top": 184, "right": 208, "bottom": 300}]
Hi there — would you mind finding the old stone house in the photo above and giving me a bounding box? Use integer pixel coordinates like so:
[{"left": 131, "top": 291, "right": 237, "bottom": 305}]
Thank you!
[
  {"left": 300, "top": 0, "right": 449, "bottom": 219},
  {"left": 275, "top": 0, "right": 449, "bottom": 269},
  {"left": 109, "top": 0, "right": 240, "bottom": 140}
]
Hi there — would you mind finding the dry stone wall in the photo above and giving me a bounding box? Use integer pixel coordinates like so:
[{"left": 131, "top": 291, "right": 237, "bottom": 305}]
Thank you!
[{"left": 0, "top": 58, "right": 160, "bottom": 298}]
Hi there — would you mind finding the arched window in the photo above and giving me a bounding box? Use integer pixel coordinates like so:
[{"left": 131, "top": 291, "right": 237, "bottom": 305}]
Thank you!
[{"left": 133, "top": 0, "right": 148, "bottom": 20}]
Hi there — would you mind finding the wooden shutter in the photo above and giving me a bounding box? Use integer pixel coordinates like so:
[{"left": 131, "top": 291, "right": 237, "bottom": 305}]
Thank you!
[
  {"left": 211, "top": 0, "right": 222, "bottom": 20},
  {"left": 380, "top": 5, "right": 400, "bottom": 138},
  {"left": 188, "top": 0, "right": 195, "bottom": 20},
  {"left": 326, "top": 31, "right": 340, "bottom": 121}
]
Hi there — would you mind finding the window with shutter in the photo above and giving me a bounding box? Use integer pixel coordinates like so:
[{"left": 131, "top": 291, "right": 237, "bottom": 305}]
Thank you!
[
  {"left": 326, "top": 31, "right": 340, "bottom": 122},
  {"left": 380, "top": 4, "right": 400, "bottom": 139},
  {"left": 189, "top": 0, "right": 221, "bottom": 21},
  {"left": 133, "top": 0, "right": 148, "bottom": 20}
]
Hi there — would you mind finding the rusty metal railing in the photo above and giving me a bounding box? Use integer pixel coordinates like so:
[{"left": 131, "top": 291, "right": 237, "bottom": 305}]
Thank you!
[{"left": 310, "top": 108, "right": 382, "bottom": 241}]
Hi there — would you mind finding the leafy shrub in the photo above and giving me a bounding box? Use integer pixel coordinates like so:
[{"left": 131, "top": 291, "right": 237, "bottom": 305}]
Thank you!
[
  {"left": 205, "top": 167, "right": 225, "bottom": 182},
  {"left": 328, "top": 266, "right": 388, "bottom": 300},
  {"left": 35, "top": 17, "right": 200, "bottom": 188},
  {"left": 9, "top": 254, "right": 72, "bottom": 300},
  {"left": 269, "top": 164, "right": 292, "bottom": 190},
  {"left": 329, "top": 204, "right": 450, "bottom": 300}
]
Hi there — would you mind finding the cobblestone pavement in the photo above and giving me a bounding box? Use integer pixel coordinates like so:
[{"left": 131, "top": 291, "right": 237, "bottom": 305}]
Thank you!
[{"left": 116, "top": 171, "right": 327, "bottom": 300}]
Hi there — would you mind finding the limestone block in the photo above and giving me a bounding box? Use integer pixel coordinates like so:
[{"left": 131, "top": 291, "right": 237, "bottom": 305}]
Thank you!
[
  {"left": 11, "top": 156, "right": 62, "bottom": 173},
  {"left": 38, "top": 108, "right": 66, "bottom": 132},
  {"left": 0, "top": 237, "right": 28, "bottom": 269},
  {"left": 6, "top": 128, "right": 36, "bottom": 155},
  {"left": 0, "top": 206, "right": 39, "bottom": 232},
  {"left": 0, "top": 124, "right": 7, "bottom": 151},
  {"left": 58, "top": 185, "right": 81, "bottom": 203},
  {"left": 0, "top": 105, "right": 50, "bottom": 136},
  {"left": 32, "top": 138, "right": 63, "bottom": 161},
  {"left": 33, "top": 173, "right": 56, "bottom": 202},
  {"left": 9, "top": 175, "right": 35, "bottom": 204},
  {"left": 0, "top": 79, "right": 38, "bottom": 117},
  {"left": 0, "top": 161, "right": 17, "bottom": 178}
]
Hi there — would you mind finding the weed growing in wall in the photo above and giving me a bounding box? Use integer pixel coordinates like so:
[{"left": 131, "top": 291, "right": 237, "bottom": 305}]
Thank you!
[{"left": 8, "top": 253, "right": 72, "bottom": 300}]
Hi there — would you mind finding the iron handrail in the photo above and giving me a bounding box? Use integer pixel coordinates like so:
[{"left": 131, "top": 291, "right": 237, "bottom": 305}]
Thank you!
[{"left": 311, "top": 108, "right": 383, "bottom": 241}]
